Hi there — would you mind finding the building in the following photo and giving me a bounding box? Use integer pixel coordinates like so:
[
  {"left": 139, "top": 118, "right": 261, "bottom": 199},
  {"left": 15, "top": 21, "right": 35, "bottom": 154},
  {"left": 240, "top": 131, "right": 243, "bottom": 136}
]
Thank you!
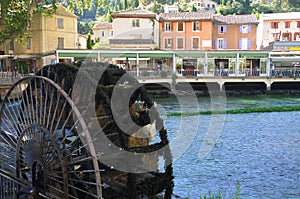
[
  {"left": 110, "top": 9, "right": 159, "bottom": 49},
  {"left": 258, "top": 12, "right": 300, "bottom": 48},
  {"left": 0, "top": 4, "right": 78, "bottom": 71},
  {"left": 163, "top": 5, "right": 179, "bottom": 13},
  {"left": 159, "top": 11, "right": 214, "bottom": 51},
  {"left": 213, "top": 14, "right": 258, "bottom": 50},
  {"left": 92, "top": 22, "right": 113, "bottom": 46},
  {"left": 190, "top": 0, "right": 217, "bottom": 11}
]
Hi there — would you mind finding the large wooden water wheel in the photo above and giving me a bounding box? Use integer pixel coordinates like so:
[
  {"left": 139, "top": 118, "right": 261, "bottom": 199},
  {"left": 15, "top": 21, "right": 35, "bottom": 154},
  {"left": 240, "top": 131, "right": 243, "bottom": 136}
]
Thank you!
[{"left": 0, "top": 62, "right": 173, "bottom": 199}]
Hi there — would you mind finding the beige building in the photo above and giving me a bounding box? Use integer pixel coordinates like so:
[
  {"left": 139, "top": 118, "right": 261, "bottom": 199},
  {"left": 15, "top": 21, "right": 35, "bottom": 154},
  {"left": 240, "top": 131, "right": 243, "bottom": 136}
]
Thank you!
[
  {"left": 110, "top": 9, "right": 159, "bottom": 49},
  {"left": 0, "top": 4, "right": 78, "bottom": 71},
  {"left": 92, "top": 22, "right": 113, "bottom": 46},
  {"left": 257, "top": 12, "right": 300, "bottom": 48}
]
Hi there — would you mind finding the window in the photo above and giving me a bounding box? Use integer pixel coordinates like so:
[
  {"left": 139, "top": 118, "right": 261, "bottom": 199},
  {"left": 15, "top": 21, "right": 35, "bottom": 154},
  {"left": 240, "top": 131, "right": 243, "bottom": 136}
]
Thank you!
[
  {"left": 110, "top": 30, "right": 113, "bottom": 36},
  {"left": 239, "top": 38, "right": 250, "bottom": 50},
  {"left": 294, "top": 32, "right": 300, "bottom": 41},
  {"left": 165, "top": 22, "right": 171, "bottom": 31},
  {"left": 282, "top": 33, "right": 291, "bottom": 41},
  {"left": 176, "top": 37, "right": 184, "bottom": 49},
  {"left": 192, "top": 37, "right": 200, "bottom": 49},
  {"left": 193, "top": 21, "right": 201, "bottom": 31},
  {"left": 58, "top": 37, "right": 64, "bottom": 49},
  {"left": 271, "top": 22, "right": 278, "bottom": 29},
  {"left": 240, "top": 25, "right": 250, "bottom": 33},
  {"left": 57, "top": 18, "right": 64, "bottom": 29},
  {"left": 132, "top": 19, "right": 140, "bottom": 27},
  {"left": 216, "top": 38, "right": 226, "bottom": 49},
  {"left": 101, "top": 31, "right": 105, "bottom": 37},
  {"left": 285, "top": 21, "right": 290, "bottom": 28},
  {"left": 218, "top": 25, "right": 226, "bottom": 34},
  {"left": 297, "top": 21, "right": 300, "bottom": 28},
  {"left": 164, "top": 38, "right": 172, "bottom": 49},
  {"left": 26, "top": 37, "right": 31, "bottom": 49},
  {"left": 177, "top": 22, "right": 184, "bottom": 31}
]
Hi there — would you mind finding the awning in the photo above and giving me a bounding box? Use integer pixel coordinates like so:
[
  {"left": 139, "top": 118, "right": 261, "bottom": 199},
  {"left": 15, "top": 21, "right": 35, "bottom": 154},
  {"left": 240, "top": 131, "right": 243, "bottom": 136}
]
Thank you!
[
  {"left": 58, "top": 52, "right": 98, "bottom": 58},
  {"left": 271, "top": 57, "right": 300, "bottom": 62},
  {"left": 176, "top": 53, "right": 205, "bottom": 58},
  {"left": 207, "top": 53, "right": 237, "bottom": 58},
  {"left": 139, "top": 53, "right": 173, "bottom": 58},
  {"left": 239, "top": 53, "right": 269, "bottom": 58},
  {"left": 100, "top": 53, "right": 137, "bottom": 58}
]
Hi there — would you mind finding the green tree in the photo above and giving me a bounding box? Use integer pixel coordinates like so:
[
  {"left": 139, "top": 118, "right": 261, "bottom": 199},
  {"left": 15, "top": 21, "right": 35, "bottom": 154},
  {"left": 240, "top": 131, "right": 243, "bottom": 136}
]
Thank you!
[
  {"left": 0, "top": 0, "right": 105, "bottom": 46},
  {"left": 87, "top": 33, "right": 93, "bottom": 49},
  {"left": 124, "top": 0, "right": 128, "bottom": 9},
  {"left": 150, "top": 2, "right": 164, "bottom": 14},
  {"left": 133, "top": 0, "right": 139, "bottom": 8}
]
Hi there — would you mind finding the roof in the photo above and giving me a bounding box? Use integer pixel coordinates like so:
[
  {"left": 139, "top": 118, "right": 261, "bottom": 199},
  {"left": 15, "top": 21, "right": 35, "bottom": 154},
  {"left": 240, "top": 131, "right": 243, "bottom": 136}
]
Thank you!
[
  {"left": 44, "top": 4, "right": 78, "bottom": 18},
  {"left": 262, "top": 12, "right": 300, "bottom": 21},
  {"left": 93, "top": 22, "right": 112, "bottom": 30},
  {"left": 111, "top": 9, "right": 157, "bottom": 18},
  {"left": 214, "top": 14, "right": 258, "bottom": 25},
  {"left": 159, "top": 11, "right": 214, "bottom": 21}
]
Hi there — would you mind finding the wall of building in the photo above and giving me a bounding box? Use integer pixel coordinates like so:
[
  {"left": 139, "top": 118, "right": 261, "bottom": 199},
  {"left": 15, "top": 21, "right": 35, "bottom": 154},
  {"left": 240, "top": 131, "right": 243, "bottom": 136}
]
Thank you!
[
  {"left": 159, "top": 21, "right": 213, "bottom": 50},
  {"left": 213, "top": 24, "right": 257, "bottom": 50},
  {"left": 112, "top": 18, "right": 158, "bottom": 42}
]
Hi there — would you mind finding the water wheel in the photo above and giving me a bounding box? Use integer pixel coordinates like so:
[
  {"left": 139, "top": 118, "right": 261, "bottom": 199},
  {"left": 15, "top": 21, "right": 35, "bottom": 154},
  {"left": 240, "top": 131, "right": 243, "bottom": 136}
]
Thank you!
[{"left": 0, "top": 62, "right": 173, "bottom": 199}]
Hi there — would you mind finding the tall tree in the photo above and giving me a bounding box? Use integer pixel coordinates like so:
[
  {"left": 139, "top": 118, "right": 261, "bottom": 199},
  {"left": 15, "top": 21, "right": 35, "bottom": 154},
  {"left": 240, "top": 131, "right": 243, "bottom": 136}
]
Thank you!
[
  {"left": 124, "top": 0, "right": 128, "bottom": 9},
  {"left": 133, "top": 0, "right": 139, "bottom": 8},
  {"left": 87, "top": 33, "right": 93, "bottom": 49},
  {"left": 0, "top": 0, "right": 105, "bottom": 46}
]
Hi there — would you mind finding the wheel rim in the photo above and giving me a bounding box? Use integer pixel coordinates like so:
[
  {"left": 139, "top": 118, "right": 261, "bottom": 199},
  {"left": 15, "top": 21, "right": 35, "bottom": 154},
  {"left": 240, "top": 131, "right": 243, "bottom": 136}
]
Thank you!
[{"left": 0, "top": 76, "right": 102, "bottom": 198}]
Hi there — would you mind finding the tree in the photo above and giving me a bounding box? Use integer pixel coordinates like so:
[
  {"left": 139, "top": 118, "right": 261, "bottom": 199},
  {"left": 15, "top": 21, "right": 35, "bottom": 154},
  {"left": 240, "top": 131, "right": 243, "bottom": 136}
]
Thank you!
[
  {"left": 133, "top": 0, "right": 139, "bottom": 8},
  {"left": 87, "top": 33, "right": 93, "bottom": 49},
  {"left": 0, "top": 0, "right": 105, "bottom": 46},
  {"left": 124, "top": 0, "right": 128, "bottom": 9}
]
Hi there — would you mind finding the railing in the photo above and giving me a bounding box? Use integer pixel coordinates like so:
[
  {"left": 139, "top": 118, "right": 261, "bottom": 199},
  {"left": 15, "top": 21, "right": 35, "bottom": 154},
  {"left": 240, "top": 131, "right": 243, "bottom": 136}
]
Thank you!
[{"left": 128, "top": 68, "right": 300, "bottom": 79}]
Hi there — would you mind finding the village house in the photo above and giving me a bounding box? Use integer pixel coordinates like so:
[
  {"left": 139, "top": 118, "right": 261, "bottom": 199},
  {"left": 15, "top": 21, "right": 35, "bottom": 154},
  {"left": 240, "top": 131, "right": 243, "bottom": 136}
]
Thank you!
[
  {"left": 190, "top": 0, "right": 217, "bottom": 11},
  {"left": 110, "top": 9, "right": 159, "bottom": 49},
  {"left": 213, "top": 14, "right": 258, "bottom": 50},
  {"left": 92, "top": 22, "right": 113, "bottom": 47},
  {"left": 257, "top": 12, "right": 300, "bottom": 49},
  {"left": 0, "top": 4, "right": 78, "bottom": 71},
  {"left": 159, "top": 11, "right": 214, "bottom": 51}
]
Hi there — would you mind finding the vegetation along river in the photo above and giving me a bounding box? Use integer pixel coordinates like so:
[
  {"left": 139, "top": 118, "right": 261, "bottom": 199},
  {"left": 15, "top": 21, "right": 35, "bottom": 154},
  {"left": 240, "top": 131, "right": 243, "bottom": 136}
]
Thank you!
[{"left": 154, "top": 94, "right": 300, "bottom": 199}]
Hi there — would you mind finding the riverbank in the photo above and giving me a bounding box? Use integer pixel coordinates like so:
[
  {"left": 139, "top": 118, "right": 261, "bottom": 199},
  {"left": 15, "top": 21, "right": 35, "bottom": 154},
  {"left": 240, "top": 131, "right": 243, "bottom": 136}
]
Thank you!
[{"left": 146, "top": 89, "right": 300, "bottom": 98}]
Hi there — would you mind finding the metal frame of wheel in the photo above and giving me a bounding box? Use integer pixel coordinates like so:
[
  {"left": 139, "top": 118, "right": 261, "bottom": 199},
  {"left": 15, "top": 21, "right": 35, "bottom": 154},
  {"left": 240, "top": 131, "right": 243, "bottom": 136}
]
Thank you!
[{"left": 0, "top": 75, "right": 102, "bottom": 198}]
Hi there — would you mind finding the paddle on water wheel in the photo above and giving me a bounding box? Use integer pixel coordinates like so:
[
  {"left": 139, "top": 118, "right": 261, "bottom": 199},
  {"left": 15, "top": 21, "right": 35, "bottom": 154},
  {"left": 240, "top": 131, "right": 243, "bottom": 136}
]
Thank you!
[{"left": 0, "top": 62, "right": 174, "bottom": 199}]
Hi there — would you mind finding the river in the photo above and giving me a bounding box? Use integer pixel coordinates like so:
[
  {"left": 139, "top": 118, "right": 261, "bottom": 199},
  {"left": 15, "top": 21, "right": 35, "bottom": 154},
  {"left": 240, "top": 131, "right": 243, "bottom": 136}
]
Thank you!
[{"left": 155, "top": 95, "right": 300, "bottom": 199}]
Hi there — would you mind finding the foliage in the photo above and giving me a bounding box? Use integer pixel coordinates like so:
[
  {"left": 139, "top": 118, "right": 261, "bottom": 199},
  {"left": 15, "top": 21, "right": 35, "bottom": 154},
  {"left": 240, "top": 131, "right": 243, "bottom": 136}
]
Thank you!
[
  {"left": 87, "top": 33, "right": 93, "bottom": 49},
  {"left": 150, "top": 1, "right": 164, "bottom": 14},
  {"left": 168, "top": 105, "right": 300, "bottom": 116},
  {"left": 78, "top": 21, "right": 94, "bottom": 34},
  {"left": 17, "top": 61, "right": 30, "bottom": 74},
  {"left": 0, "top": 0, "right": 106, "bottom": 46}
]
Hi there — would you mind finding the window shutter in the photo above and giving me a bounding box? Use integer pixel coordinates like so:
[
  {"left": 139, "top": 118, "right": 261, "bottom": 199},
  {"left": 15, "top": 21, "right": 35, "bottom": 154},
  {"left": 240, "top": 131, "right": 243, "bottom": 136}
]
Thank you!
[
  {"left": 247, "top": 38, "right": 251, "bottom": 49},
  {"left": 240, "top": 25, "right": 242, "bottom": 33},
  {"left": 248, "top": 25, "right": 251, "bottom": 33},
  {"left": 218, "top": 26, "right": 221, "bottom": 34},
  {"left": 224, "top": 26, "right": 227, "bottom": 33},
  {"left": 271, "top": 22, "right": 274, "bottom": 28},
  {"left": 215, "top": 39, "right": 219, "bottom": 49},
  {"left": 238, "top": 38, "right": 242, "bottom": 49},
  {"left": 224, "top": 38, "right": 227, "bottom": 49}
]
